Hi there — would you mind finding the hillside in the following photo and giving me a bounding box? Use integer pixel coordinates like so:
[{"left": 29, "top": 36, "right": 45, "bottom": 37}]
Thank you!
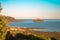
[
  {"left": 3, "top": 16, "right": 26, "bottom": 22},
  {"left": 3, "top": 16, "right": 17, "bottom": 22}
]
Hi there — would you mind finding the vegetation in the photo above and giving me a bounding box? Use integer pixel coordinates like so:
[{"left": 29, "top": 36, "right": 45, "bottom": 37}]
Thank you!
[
  {"left": 51, "top": 37, "right": 57, "bottom": 40},
  {"left": 0, "top": 15, "right": 8, "bottom": 40},
  {"left": 5, "top": 31, "right": 57, "bottom": 40},
  {"left": 5, "top": 31, "right": 45, "bottom": 40}
]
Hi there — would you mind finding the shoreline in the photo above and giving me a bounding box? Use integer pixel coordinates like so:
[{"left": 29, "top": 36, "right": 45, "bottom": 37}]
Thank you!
[
  {"left": 6, "top": 26, "right": 60, "bottom": 40},
  {"left": 8, "top": 26, "right": 60, "bottom": 32}
]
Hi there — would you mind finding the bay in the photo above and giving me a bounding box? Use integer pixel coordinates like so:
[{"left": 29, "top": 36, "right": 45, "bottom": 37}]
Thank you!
[{"left": 8, "top": 19, "right": 60, "bottom": 32}]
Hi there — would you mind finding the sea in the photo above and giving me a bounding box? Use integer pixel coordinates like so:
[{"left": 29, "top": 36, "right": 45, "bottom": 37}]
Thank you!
[{"left": 9, "top": 19, "right": 60, "bottom": 32}]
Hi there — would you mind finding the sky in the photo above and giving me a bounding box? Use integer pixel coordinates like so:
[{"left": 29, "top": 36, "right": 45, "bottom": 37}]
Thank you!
[{"left": 0, "top": 0, "right": 60, "bottom": 19}]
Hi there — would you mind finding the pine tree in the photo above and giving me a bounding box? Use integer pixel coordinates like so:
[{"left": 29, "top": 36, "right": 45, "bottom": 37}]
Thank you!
[{"left": 0, "top": 15, "right": 8, "bottom": 40}]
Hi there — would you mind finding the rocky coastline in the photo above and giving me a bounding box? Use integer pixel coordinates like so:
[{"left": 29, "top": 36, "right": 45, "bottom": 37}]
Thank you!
[{"left": 6, "top": 26, "right": 60, "bottom": 40}]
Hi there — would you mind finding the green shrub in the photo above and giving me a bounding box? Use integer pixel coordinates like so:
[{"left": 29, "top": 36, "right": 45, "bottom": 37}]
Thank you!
[
  {"left": 51, "top": 37, "right": 57, "bottom": 40},
  {"left": 15, "top": 33, "right": 45, "bottom": 40},
  {"left": 0, "top": 15, "right": 8, "bottom": 40}
]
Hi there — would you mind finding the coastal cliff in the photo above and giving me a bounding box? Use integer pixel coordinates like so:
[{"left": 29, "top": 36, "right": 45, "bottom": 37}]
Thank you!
[
  {"left": 3, "top": 16, "right": 17, "bottom": 22},
  {"left": 3, "top": 16, "right": 26, "bottom": 22}
]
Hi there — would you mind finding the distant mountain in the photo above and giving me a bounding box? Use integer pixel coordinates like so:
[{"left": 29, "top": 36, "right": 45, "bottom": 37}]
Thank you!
[
  {"left": 3, "top": 16, "right": 17, "bottom": 22},
  {"left": 3, "top": 16, "right": 26, "bottom": 22}
]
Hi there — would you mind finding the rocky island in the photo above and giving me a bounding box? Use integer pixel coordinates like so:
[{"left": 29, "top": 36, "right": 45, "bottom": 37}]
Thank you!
[{"left": 33, "top": 18, "right": 44, "bottom": 22}]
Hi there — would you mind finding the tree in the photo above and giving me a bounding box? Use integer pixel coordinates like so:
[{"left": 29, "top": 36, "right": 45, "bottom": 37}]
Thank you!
[
  {"left": 0, "top": 15, "right": 8, "bottom": 40},
  {"left": 0, "top": 2, "right": 2, "bottom": 13}
]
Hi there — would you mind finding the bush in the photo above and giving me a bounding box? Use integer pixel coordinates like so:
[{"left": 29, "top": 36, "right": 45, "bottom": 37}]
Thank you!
[
  {"left": 5, "top": 31, "right": 15, "bottom": 40},
  {"left": 5, "top": 32, "right": 45, "bottom": 40},
  {"left": 0, "top": 15, "right": 8, "bottom": 40},
  {"left": 15, "top": 33, "right": 45, "bottom": 40},
  {"left": 51, "top": 37, "right": 57, "bottom": 40}
]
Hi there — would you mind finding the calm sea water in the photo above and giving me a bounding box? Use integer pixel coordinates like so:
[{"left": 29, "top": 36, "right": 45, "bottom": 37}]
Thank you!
[{"left": 9, "top": 19, "right": 60, "bottom": 32}]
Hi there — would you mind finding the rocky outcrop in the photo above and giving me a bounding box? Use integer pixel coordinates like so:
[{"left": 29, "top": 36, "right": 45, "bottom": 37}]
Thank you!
[
  {"left": 33, "top": 18, "right": 44, "bottom": 22},
  {"left": 6, "top": 26, "right": 60, "bottom": 40}
]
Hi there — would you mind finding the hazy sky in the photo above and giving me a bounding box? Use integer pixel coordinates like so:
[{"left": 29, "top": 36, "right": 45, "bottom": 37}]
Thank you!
[{"left": 0, "top": 0, "right": 60, "bottom": 19}]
